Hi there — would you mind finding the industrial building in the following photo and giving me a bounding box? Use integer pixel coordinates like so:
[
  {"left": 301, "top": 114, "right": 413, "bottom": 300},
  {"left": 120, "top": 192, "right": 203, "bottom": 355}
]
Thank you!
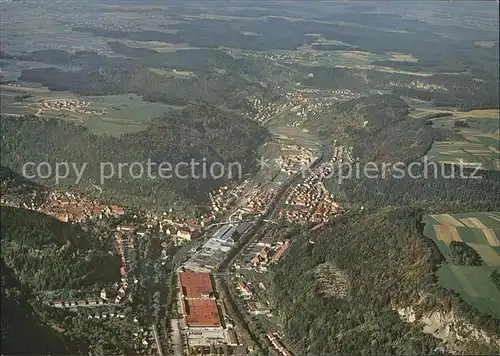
[
  {"left": 179, "top": 272, "right": 214, "bottom": 299},
  {"left": 182, "top": 299, "right": 222, "bottom": 328},
  {"left": 182, "top": 221, "right": 252, "bottom": 272},
  {"left": 177, "top": 272, "right": 228, "bottom": 348},
  {"left": 177, "top": 273, "right": 223, "bottom": 329}
]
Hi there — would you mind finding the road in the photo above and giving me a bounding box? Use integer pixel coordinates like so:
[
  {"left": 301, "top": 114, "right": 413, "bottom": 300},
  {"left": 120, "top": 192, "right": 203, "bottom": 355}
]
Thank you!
[
  {"left": 213, "top": 153, "right": 324, "bottom": 355},
  {"left": 170, "top": 319, "right": 184, "bottom": 356},
  {"left": 152, "top": 324, "right": 164, "bottom": 356},
  {"left": 165, "top": 133, "right": 324, "bottom": 353},
  {"left": 51, "top": 302, "right": 119, "bottom": 309}
]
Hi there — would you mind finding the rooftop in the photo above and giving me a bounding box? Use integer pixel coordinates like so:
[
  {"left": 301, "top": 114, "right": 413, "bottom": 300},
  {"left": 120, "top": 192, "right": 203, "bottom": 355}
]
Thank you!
[
  {"left": 179, "top": 272, "right": 213, "bottom": 299},
  {"left": 184, "top": 299, "right": 221, "bottom": 328}
]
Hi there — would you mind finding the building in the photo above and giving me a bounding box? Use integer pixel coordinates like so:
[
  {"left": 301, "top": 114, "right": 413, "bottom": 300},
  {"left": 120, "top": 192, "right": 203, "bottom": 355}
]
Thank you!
[
  {"left": 272, "top": 240, "right": 291, "bottom": 262},
  {"left": 177, "top": 229, "right": 192, "bottom": 241},
  {"left": 267, "top": 332, "right": 292, "bottom": 356},
  {"left": 247, "top": 301, "right": 270, "bottom": 315},
  {"left": 110, "top": 205, "right": 125, "bottom": 215},
  {"left": 238, "top": 282, "right": 252, "bottom": 298},
  {"left": 182, "top": 299, "right": 221, "bottom": 328},
  {"left": 213, "top": 224, "right": 242, "bottom": 245},
  {"left": 213, "top": 225, "right": 233, "bottom": 241},
  {"left": 178, "top": 272, "right": 214, "bottom": 299},
  {"left": 177, "top": 272, "right": 225, "bottom": 346}
]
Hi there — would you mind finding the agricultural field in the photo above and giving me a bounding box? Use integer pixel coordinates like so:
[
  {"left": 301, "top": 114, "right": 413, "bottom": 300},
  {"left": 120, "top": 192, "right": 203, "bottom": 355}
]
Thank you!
[
  {"left": 423, "top": 212, "right": 500, "bottom": 317},
  {"left": 437, "top": 265, "right": 500, "bottom": 317},
  {"left": 82, "top": 94, "right": 179, "bottom": 136},
  {"left": 474, "top": 41, "right": 497, "bottom": 48},
  {"left": 1, "top": 85, "right": 177, "bottom": 136},
  {"left": 424, "top": 111, "right": 500, "bottom": 171},
  {"left": 423, "top": 212, "right": 500, "bottom": 256},
  {"left": 386, "top": 52, "right": 419, "bottom": 62},
  {"left": 426, "top": 141, "right": 499, "bottom": 171}
]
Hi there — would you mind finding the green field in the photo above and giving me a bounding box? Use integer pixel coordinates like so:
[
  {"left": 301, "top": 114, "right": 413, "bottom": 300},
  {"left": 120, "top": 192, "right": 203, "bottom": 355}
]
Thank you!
[
  {"left": 437, "top": 265, "right": 500, "bottom": 317},
  {"left": 426, "top": 140, "right": 499, "bottom": 171},
  {"left": 82, "top": 94, "right": 180, "bottom": 136},
  {"left": 425, "top": 114, "right": 500, "bottom": 171},
  {"left": 423, "top": 212, "right": 500, "bottom": 254},
  {"left": 423, "top": 212, "right": 500, "bottom": 317},
  {"left": 1, "top": 86, "right": 180, "bottom": 136}
]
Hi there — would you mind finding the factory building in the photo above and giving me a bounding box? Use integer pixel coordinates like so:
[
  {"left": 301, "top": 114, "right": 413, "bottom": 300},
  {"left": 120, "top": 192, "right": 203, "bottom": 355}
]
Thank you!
[{"left": 177, "top": 272, "right": 223, "bottom": 329}]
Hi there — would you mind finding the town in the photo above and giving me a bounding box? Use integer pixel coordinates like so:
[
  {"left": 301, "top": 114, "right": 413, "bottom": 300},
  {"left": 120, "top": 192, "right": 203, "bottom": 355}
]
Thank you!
[{"left": 246, "top": 87, "right": 358, "bottom": 125}]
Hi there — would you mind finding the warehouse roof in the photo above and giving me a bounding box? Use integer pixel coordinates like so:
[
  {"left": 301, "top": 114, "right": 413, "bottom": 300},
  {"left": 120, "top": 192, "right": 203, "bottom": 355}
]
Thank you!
[
  {"left": 184, "top": 299, "right": 221, "bottom": 327},
  {"left": 179, "top": 272, "right": 213, "bottom": 299}
]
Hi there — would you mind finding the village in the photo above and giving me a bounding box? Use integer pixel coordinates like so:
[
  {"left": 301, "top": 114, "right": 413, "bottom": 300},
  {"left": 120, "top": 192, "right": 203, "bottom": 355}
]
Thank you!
[
  {"left": 33, "top": 98, "right": 107, "bottom": 116},
  {"left": 247, "top": 87, "right": 358, "bottom": 125}
]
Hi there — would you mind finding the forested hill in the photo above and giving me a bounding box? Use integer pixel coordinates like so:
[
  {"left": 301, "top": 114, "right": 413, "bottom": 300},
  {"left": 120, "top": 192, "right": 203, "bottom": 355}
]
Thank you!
[
  {"left": 307, "top": 94, "right": 432, "bottom": 163},
  {"left": 1, "top": 259, "right": 72, "bottom": 355},
  {"left": 0, "top": 103, "right": 269, "bottom": 212},
  {"left": 3, "top": 46, "right": 284, "bottom": 109},
  {"left": 271, "top": 208, "right": 500, "bottom": 355},
  {"left": 308, "top": 94, "right": 410, "bottom": 135},
  {"left": 0, "top": 165, "right": 45, "bottom": 198},
  {"left": 299, "top": 66, "right": 499, "bottom": 109},
  {"left": 0, "top": 206, "right": 120, "bottom": 293},
  {"left": 0, "top": 206, "right": 123, "bottom": 354},
  {"left": 275, "top": 93, "right": 500, "bottom": 355}
]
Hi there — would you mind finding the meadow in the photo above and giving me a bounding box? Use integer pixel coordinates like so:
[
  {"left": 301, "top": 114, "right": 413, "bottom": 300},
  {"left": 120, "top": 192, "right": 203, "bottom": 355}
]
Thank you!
[
  {"left": 1, "top": 86, "right": 178, "bottom": 136},
  {"left": 423, "top": 212, "right": 500, "bottom": 317},
  {"left": 82, "top": 94, "right": 179, "bottom": 136},
  {"left": 437, "top": 265, "right": 500, "bottom": 317}
]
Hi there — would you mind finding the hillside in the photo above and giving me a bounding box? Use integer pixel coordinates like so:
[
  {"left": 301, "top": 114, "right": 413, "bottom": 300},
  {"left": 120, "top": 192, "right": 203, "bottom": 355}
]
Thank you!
[
  {"left": 0, "top": 102, "right": 269, "bottom": 212},
  {"left": 4, "top": 46, "right": 283, "bottom": 109},
  {"left": 277, "top": 93, "right": 500, "bottom": 355},
  {"left": 0, "top": 206, "right": 120, "bottom": 294},
  {"left": 299, "top": 67, "right": 499, "bottom": 109},
  {"left": 307, "top": 94, "right": 433, "bottom": 162},
  {"left": 271, "top": 208, "right": 500, "bottom": 355},
  {"left": 0, "top": 204, "right": 124, "bottom": 355},
  {"left": 1, "top": 259, "right": 73, "bottom": 355},
  {"left": 308, "top": 94, "right": 410, "bottom": 134}
]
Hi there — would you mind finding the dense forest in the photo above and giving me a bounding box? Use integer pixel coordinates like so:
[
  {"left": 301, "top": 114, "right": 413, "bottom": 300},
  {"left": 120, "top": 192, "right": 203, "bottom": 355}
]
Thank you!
[
  {"left": 306, "top": 94, "right": 500, "bottom": 212},
  {"left": 447, "top": 242, "right": 483, "bottom": 266},
  {"left": 300, "top": 67, "right": 499, "bottom": 109},
  {"left": 0, "top": 206, "right": 120, "bottom": 294},
  {"left": 307, "top": 94, "right": 433, "bottom": 163},
  {"left": 0, "top": 204, "right": 128, "bottom": 355},
  {"left": 491, "top": 270, "right": 500, "bottom": 290},
  {"left": 0, "top": 202, "right": 150, "bottom": 355},
  {"left": 0, "top": 103, "right": 269, "bottom": 212},
  {"left": 1, "top": 259, "right": 74, "bottom": 355}
]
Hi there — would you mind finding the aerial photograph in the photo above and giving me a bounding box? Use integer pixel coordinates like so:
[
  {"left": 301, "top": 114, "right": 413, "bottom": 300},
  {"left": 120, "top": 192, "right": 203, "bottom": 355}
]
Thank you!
[{"left": 0, "top": 1, "right": 499, "bottom": 355}]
